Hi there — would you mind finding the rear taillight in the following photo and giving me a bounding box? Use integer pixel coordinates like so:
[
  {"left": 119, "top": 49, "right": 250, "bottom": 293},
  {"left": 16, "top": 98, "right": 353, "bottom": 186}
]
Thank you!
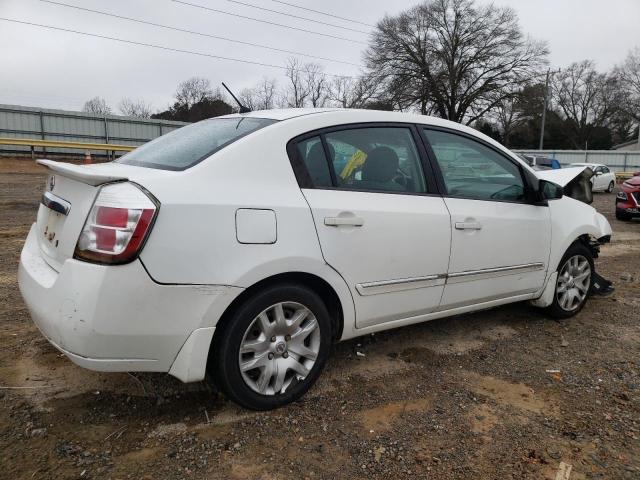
[{"left": 74, "top": 182, "right": 158, "bottom": 264}]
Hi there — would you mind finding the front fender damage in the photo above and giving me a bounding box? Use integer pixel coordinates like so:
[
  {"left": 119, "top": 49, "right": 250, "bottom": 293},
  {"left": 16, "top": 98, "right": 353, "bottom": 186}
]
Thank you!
[{"left": 530, "top": 200, "right": 612, "bottom": 308}]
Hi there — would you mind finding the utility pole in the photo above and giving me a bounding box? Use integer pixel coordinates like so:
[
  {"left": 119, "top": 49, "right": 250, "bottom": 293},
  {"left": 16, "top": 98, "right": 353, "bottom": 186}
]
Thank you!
[{"left": 539, "top": 68, "right": 560, "bottom": 150}]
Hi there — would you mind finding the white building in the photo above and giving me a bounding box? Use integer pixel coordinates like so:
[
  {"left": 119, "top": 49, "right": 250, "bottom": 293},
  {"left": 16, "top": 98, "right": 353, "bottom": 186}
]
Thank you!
[{"left": 613, "top": 137, "right": 640, "bottom": 151}]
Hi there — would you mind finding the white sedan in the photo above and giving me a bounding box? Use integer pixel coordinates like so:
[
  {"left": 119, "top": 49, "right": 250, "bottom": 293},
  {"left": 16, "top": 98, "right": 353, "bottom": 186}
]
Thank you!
[
  {"left": 569, "top": 163, "right": 616, "bottom": 193},
  {"left": 19, "top": 109, "right": 612, "bottom": 410}
]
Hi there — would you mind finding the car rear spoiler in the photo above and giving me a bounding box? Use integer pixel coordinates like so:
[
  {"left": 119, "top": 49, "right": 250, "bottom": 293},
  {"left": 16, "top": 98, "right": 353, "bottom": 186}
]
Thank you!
[{"left": 37, "top": 159, "right": 128, "bottom": 186}]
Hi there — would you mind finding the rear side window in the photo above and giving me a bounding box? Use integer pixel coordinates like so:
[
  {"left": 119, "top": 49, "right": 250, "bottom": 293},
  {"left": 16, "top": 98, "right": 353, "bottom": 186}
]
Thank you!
[
  {"left": 423, "top": 129, "right": 525, "bottom": 202},
  {"left": 296, "top": 136, "right": 332, "bottom": 188},
  {"left": 117, "top": 117, "right": 277, "bottom": 171},
  {"left": 292, "top": 127, "right": 427, "bottom": 194}
]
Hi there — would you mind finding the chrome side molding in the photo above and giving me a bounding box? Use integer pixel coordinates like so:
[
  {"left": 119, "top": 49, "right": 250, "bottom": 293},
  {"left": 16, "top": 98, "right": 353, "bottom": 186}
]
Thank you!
[
  {"left": 356, "top": 274, "right": 447, "bottom": 296},
  {"left": 446, "top": 263, "right": 545, "bottom": 284},
  {"left": 356, "top": 263, "right": 545, "bottom": 296}
]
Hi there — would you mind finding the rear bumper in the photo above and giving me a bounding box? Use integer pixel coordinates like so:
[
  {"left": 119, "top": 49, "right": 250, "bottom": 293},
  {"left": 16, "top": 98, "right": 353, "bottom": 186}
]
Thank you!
[{"left": 18, "top": 224, "right": 242, "bottom": 381}]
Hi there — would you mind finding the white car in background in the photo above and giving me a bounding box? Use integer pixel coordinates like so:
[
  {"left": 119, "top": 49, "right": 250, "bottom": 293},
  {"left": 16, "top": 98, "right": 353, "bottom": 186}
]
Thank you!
[
  {"left": 19, "top": 109, "right": 612, "bottom": 410},
  {"left": 569, "top": 163, "right": 616, "bottom": 193}
]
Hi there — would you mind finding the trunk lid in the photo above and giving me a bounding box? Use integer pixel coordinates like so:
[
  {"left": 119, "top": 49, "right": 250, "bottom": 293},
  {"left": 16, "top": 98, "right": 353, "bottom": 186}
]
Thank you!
[{"left": 34, "top": 160, "right": 167, "bottom": 271}]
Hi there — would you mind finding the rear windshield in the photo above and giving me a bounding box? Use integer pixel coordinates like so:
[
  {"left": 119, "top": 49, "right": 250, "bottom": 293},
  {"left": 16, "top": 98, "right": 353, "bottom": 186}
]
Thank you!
[{"left": 116, "top": 117, "right": 277, "bottom": 170}]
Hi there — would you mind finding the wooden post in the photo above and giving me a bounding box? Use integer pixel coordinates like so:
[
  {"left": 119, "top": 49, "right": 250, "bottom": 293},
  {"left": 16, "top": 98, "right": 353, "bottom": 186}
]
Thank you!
[
  {"left": 103, "top": 116, "right": 110, "bottom": 161},
  {"left": 39, "top": 111, "right": 46, "bottom": 156}
]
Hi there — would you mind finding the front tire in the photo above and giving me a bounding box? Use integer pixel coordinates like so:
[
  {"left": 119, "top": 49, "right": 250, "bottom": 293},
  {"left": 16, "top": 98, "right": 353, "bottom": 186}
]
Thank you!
[
  {"left": 210, "top": 283, "right": 332, "bottom": 410},
  {"left": 545, "top": 242, "right": 594, "bottom": 319},
  {"left": 607, "top": 181, "right": 615, "bottom": 193}
]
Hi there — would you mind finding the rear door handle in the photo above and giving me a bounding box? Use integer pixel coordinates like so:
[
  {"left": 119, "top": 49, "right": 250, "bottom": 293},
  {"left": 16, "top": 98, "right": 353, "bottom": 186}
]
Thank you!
[
  {"left": 455, "top": 222, "right": 482, "bottom": 230},
  {"left": 324, "top": 216, "right": 364, "bottom": 227}
]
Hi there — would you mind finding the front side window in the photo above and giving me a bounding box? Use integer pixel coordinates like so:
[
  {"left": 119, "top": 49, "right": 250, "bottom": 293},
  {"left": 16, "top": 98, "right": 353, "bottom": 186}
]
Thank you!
[
  {"left": 423, "top": 129, "right": 525, "bottom": 202},
  {"left": 117, "top": 117, "right": 277, "bottom": 170}
]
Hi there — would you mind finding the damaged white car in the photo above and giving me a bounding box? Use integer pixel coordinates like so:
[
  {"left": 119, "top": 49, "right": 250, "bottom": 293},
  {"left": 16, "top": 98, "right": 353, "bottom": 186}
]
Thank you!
[{"left": 19, "top": 109, "right": 611, "bottom": 410}]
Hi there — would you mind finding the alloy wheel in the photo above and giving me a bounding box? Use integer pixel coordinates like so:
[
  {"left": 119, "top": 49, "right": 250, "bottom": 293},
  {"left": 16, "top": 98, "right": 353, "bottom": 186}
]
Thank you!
[
  {"left": 556, "top": 254, "right": 591, "bottom": 312},
  {"left": 238, "top": 302, "right": 320, "bottom": 396}
]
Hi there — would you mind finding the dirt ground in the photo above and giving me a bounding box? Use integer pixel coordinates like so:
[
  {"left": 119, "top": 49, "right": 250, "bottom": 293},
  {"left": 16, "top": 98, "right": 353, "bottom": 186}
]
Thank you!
[{"left": 1, "top": 157, "right": 638, "bottom": 479}]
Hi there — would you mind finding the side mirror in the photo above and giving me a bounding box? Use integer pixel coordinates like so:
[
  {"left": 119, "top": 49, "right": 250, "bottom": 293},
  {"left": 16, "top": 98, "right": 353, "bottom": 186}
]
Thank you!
[
  {"left": 595, "top": 171, "right": 602, "bottom": 176},
  {"left": 540, "top": 180, "right": 563, "bottom": 200}
]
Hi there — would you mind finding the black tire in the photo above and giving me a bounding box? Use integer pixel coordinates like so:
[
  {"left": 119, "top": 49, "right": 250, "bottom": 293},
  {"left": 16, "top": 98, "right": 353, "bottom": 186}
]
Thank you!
[
  {"left": 607, "top": 181, "right": 615, "bottom": 193},
  {"left": 545, "top": 242, "right": 594, "bottom": 319},
  {"left": 616, "top": 210, "right": 631, "bottom": 221},
  {"left": 210, "top": 283, "right": 332, "bottom": 410}
]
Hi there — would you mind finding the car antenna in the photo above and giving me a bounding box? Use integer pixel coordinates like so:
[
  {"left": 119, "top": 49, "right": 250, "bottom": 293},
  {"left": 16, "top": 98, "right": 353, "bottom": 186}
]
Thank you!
[{"left": 222, "top": 82, "right": 252, "bottom": 114}]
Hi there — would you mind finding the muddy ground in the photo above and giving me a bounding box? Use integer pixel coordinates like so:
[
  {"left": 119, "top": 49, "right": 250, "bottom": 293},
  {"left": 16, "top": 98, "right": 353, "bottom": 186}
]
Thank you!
[{"left": 0, "top": 158, "right": 638, "bottom": 479}]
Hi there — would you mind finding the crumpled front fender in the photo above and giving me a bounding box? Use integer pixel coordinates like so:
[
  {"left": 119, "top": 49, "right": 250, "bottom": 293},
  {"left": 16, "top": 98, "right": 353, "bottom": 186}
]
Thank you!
[{"left": 547, "top": 198, "right": 612, "bottom": 273}]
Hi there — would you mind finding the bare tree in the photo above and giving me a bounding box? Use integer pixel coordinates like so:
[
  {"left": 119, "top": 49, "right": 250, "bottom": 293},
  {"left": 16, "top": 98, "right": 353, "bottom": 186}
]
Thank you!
[
  {"left": 255, "top": 78, "right": 277, "bottom": 110},
  {"left": 238, "top": 88, "right": 258, "bottom": 111},
  {"left": 328, "top": 75, "right": 380, "bottom": 108},
  {"left": 489, "top": 85, "right": 538, "bottom": 147},
  {"left": 304, "top": 63, "right": 328, "bottom": 108},
  {"left": 118, "top": 98, "right": 154, "bottom": 118},
  {"left": 552, "top": 60, "right": 617, "bottom": 148},
  {"left": 614, "top": 47, "right": 640, "bottom": 124},
  {"left": 174, "top": 77, "right": 214, "bottom": 109},
  {"left": 365, "top": 0, "right": 548, "bottom": 123},
  {"left": 82, "top": 97, "right": 111, "bottom": 115},
  {"left": 284, "top": 58, "right": 309, "bottom": 108},
  {"left": 238, "top": 78, "right": 277, "bottom": 111}
]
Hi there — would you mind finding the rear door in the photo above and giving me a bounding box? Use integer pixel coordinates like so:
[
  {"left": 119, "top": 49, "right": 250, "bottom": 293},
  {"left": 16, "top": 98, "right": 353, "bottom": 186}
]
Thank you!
[
  {"left": 288, "top": 124, "right": 451, "bottom": 328},
  {"left": 421, "top": 128, "right": 551, "bottom": 310}
]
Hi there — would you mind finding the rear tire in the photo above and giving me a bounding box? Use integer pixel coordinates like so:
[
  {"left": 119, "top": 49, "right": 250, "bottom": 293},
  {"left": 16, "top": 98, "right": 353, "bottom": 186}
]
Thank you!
[
  {"left": 607, "top": 181, "right": 615, "bottom": 193},
  {"left": 545, "top": 242, "right": 594, "bottom": 319},
  {"left": 210, "top": 283, "right": 332, "bottom": 410}
]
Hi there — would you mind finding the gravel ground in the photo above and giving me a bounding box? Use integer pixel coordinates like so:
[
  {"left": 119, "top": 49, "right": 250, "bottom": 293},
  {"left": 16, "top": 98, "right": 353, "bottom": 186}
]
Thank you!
[{"left": 1, "top": 158, "right": 638, "bottom": 479}]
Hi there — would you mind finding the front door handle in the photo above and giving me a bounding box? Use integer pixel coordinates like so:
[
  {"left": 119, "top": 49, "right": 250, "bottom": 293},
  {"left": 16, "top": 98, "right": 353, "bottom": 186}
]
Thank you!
[
  {"left": 455, "top": 222, "right": 482, "bottom": 230},
  {"left": 324, "top": 216, "right": 364, "bottom": 227}
]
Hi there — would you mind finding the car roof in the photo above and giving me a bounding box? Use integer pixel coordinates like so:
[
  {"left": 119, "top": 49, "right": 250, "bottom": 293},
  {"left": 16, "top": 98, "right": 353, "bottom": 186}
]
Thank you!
[
  {"left": 219, "top": 108, "right": 536, "bottom": 174},
  {"left": 220, "top": 107, "right": 497, "bottom": 136},
  {"left": 219, "top": 108, "right": 343, "bottom": 121}
]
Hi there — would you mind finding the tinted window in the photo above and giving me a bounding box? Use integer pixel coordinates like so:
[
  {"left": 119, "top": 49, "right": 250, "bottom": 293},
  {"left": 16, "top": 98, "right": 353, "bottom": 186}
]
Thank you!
[
  {"left": 296, "top": 136, "right": 332, "bottom": 188},
  {"left": 117, "top": 117, "right": 277, "bottom": 170},
  {"left": 424, "top": 129, "right": 525, "bottom": 201},
  {"left": 323, "top": 127, "right": 427, "bottom": 193},
  {"left": 601, "top": 166, "right": 610, "bottom": 173}
]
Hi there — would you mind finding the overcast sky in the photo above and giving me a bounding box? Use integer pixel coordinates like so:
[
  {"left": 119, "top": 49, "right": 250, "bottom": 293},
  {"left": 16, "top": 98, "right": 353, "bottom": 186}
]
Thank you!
[{"left": 1, "top": 0, "right": 638, "bottom": 113}]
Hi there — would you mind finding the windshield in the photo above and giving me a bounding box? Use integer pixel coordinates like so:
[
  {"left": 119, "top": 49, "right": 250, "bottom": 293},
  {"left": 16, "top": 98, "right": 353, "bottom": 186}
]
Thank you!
[{"left": 116, "top": 117, "right": 277, "bottom": 170}]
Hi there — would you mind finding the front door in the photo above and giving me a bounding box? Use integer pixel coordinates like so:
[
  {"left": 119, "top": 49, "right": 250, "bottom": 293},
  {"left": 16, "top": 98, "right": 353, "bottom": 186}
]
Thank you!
[
  {"left": 421, "top": 128, "right": 551, "bottom": 309},
  {"left": 291, "top": 125, "right": 451, "bottom": 328}
]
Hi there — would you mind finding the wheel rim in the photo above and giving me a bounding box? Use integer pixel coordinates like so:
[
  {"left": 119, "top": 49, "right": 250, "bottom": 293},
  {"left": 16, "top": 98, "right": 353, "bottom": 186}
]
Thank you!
[
  {"left": 556, "top": 254, "right": 591, "bottom": 312},
  {"left": 238, "top": 302, "right": 321, "bottom": 396}
]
